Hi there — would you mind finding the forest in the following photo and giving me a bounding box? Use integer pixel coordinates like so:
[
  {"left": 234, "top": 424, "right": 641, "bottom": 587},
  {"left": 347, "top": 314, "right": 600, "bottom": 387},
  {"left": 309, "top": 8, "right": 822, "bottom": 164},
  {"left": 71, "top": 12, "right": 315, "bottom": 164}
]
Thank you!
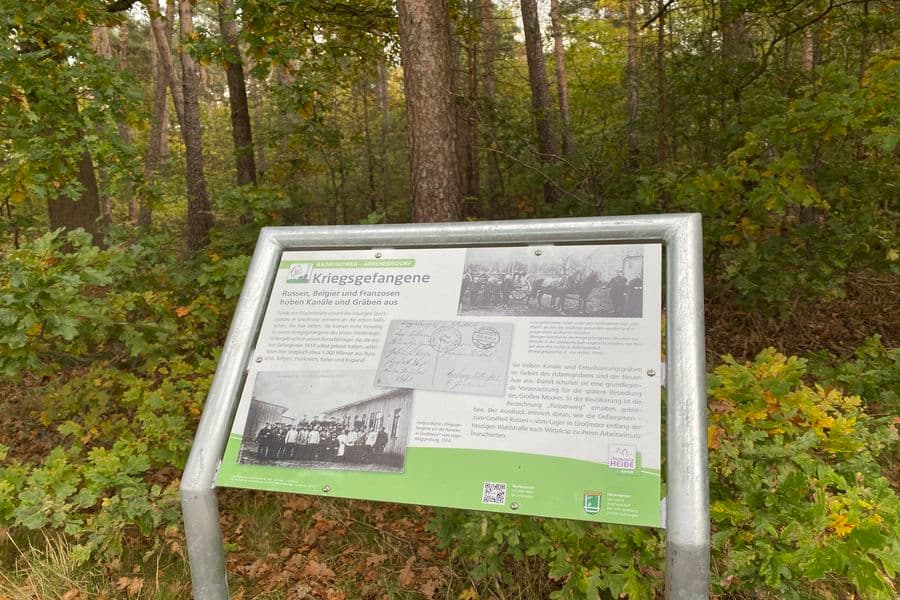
[{"left": 0, "top": 0, "right": 898, "bottom": 598}]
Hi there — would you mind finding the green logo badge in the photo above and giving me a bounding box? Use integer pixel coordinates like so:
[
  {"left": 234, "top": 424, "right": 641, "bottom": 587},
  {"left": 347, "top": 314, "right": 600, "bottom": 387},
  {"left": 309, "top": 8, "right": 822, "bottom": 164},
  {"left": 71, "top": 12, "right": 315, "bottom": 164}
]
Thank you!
[{"left": 583, "top": 491, "right": 602, "bottom": 514}]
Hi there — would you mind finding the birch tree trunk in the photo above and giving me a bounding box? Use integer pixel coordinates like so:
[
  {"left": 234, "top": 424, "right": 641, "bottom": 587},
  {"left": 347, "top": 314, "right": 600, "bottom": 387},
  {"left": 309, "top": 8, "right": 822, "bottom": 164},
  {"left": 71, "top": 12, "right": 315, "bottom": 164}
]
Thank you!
[{"left": 397, "top": 0, "right": 461, "bottom": 222}]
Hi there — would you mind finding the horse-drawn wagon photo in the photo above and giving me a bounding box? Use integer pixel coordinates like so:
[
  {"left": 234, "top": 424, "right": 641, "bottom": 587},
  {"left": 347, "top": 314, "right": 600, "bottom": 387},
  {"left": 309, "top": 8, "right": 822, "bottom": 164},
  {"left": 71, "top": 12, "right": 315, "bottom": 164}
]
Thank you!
[{"left": 457, "top": 245, "right": 645, "bottom": 318}]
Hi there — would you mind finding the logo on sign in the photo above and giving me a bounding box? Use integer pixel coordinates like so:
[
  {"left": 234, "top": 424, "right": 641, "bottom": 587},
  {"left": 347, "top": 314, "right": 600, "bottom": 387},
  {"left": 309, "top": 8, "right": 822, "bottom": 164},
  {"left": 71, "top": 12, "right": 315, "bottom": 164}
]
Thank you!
[
  {"left": 608, "top": 445, "right": 637, "bottom": 470},
  {"left": 583, "top": 491, "right": 602, "bottom": 514},
  {"left": 287, "top": 263, "right": 313, "bottom": 283}
]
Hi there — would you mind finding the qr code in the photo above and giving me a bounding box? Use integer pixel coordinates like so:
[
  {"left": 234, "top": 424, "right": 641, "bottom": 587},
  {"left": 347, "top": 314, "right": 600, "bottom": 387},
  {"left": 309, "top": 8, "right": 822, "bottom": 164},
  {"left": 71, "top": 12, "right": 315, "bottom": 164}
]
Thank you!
[{"left": 482, "top": 481, "right": 507, "bottom": 505}]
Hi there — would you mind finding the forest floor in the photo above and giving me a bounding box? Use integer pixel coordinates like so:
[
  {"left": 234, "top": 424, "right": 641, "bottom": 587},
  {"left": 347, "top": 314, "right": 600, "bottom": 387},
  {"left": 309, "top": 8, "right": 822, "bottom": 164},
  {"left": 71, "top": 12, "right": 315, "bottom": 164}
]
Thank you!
[{"left": 1, "top": 272, "right": 897, "bottom": 599}]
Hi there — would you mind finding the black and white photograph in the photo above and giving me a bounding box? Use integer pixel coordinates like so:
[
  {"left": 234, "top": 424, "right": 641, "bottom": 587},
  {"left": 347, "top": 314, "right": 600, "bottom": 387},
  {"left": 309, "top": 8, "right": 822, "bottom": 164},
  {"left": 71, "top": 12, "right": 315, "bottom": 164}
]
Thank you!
[
  {"left": 457, "top": 245, "right": 645, "bottom": 318},
  {"left": 238, "top": 371, "right": 413, "bottom": 473}
]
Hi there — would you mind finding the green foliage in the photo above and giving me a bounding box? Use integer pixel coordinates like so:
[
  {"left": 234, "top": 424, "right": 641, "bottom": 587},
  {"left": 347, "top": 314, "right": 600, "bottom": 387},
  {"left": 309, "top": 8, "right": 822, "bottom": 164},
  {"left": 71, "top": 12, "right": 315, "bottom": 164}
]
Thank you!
[
  {"left": 708, "top": 349, "right": 898, "bottom": 598},
  {"left": 807, "top": 335, "right": 900, "bottom": 417},
  {"left": 0, "top": 227, "right": 248, "bottom": 564},
  {"left": 640, "top": 57, "right": 899, "bottom": 313},
  {"left": 431, "top": 350, "right": 899, "bottom": 599},
  {"left": 0, "top": 1, "right": 139, "bottom": 220}
]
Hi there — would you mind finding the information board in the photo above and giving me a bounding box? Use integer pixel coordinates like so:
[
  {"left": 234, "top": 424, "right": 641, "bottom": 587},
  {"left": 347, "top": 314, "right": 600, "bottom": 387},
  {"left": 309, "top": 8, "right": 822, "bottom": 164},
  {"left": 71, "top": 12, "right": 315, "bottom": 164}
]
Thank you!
[{"left": 217, "top": 243, "right": 663, "bottom": 526}]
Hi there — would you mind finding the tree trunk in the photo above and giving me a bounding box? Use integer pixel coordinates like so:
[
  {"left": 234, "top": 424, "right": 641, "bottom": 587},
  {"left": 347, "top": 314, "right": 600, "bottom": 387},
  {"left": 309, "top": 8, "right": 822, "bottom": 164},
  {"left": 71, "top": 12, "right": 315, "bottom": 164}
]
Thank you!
[
  {"left": 217, "top": 0, "right": 257, "bottom": 187},
  {"left": 140, "top": 19, "right": 168, "bottom": 226},
  {"left": 480, "top": 0, "right": 504, "bottom": 217},
  {"left": 626, "top": 0, "right": 640, "bottom": 170},
  {"left": 376, "top": 61, "right": 390, "bottom": 215},
  {"left": 90, "top": 26, "right": 114, "bottom": 224},
  {"left": 178, "top": 0, "right": 213, "bottom": 250},
  {"left": 47, "top": 101, "right": 103, "bottom": 244},
  {"left": 159, "top": 0, "right": 175, "bottom": 167},
  {"left": 397, "top": 0, "right": 461, "bottom": 222},
  {"left": 361, "top": 84, "right": 378, "bottom": 214},
  {"left": 549, "top": 0, "right": 574, "bottom": 156},
  {"left": 655, "top": 0, "right": 668, "bottom": 166},
  {"left": 146, "top": 0, "right": 185, "bottom": 127},
  {"left": 251, "top": 78, "right": 267, "bottom": 182},
  {"left": 520, "top": 0, "right": 559, "bottom": 204},
  {"left": 115, "top": 23, "right": 136, "bottom": 222}
]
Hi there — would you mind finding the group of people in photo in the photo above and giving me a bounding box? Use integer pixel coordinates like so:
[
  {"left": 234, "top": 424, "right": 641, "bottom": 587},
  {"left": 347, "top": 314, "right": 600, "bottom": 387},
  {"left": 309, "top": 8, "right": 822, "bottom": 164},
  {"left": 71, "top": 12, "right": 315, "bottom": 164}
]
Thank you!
[{"left": 253, "top": 419, "right": 390, "bottom": 465}]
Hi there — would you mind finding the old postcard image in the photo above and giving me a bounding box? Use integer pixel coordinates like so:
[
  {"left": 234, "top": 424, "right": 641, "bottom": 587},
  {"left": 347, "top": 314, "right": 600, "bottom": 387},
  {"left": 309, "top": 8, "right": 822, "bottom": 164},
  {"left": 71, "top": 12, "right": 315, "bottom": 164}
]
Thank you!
[{"left": 375, "top": 320, "right": 513, "bottom": 396}]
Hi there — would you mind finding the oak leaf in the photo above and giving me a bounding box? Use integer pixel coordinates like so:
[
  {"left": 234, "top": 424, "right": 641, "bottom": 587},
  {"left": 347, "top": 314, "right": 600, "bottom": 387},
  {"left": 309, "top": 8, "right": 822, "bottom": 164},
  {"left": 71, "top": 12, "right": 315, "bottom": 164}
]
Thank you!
[
  {"left": 116, "top": 576, "right": 144, "bottom": 597},
  {"left": 304, "top": 559, "right": 336, "bottom": 580}
]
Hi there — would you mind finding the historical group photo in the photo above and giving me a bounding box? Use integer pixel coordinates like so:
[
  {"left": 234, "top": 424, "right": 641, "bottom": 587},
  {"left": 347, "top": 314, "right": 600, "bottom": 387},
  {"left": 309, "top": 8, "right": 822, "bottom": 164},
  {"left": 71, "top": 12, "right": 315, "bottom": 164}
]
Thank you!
[
  {"left": 457, "top": 244, "right": 645, "bottom": 318},
  {"left": 237, "top": 370, "right": 413, "bottom": 473}
]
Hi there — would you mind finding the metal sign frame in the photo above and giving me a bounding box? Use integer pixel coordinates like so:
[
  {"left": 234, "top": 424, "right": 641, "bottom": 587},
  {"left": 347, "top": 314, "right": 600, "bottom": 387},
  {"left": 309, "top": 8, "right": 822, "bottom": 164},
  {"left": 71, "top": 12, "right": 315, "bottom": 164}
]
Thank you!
[{"left": 181, "top": 214, "right": 709, "bottom": 599}]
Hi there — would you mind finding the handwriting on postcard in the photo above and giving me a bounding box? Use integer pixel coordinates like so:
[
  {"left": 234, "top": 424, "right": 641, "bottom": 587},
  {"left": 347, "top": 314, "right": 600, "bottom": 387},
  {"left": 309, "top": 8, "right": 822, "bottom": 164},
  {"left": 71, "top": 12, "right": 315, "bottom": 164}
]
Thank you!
[{"left": 375, "top": 320, "right": 513, "bottom": 396}]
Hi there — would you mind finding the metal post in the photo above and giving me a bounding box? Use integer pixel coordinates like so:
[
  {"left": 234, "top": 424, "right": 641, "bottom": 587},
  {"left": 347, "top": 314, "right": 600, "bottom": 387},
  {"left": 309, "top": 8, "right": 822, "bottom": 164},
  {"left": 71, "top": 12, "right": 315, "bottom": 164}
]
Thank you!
[
  {"left": 663, "top": 214, "right": 709, "bottom": 598},
  {"left": 180, "top": 215, "right": 709, "bottom": 599}
]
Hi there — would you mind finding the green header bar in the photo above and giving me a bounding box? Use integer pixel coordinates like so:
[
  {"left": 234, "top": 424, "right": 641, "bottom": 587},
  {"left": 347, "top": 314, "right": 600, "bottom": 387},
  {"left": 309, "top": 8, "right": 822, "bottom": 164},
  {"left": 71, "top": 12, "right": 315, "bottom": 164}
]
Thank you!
[{"left": 279, "top": 259, "right": 415, "bottom": 269}]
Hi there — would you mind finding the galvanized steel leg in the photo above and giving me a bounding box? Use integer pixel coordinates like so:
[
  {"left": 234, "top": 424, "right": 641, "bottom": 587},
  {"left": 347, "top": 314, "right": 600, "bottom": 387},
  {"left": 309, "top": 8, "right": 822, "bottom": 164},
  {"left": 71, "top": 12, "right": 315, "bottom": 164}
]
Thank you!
[
  {"left": 664, "top": 213, "right": 709, "bottom": 599},
  {"left": 182, "top": 488, "right": 229, "bottom": 599}
]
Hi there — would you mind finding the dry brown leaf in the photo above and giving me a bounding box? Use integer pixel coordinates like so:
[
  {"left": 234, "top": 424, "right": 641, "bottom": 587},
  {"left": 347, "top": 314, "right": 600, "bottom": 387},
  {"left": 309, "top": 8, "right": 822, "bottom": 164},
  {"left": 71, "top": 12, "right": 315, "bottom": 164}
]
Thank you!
[
  {"left": 304, "top": 559, "right": 336, "bottom": 580},
  {"left": 365, "top": 553, "right": 388, "bottom": 567},
  {"left": 420, "top": 578, "right": 441, "bottom": 599},
  {"left": 398, "top": 556, "right": 416, "bottom": 587},
  {"left": 116, "top": 576, "right": 144, "bottom": 597},
  {"left": 61, "top": 590, "right": 82, "bottom": 600},
  {"left": 417, "top": 545, "right": 433, "bottom": 560},
  {"left": 326, "top": 589, "right": 346, "bottom": 600}
]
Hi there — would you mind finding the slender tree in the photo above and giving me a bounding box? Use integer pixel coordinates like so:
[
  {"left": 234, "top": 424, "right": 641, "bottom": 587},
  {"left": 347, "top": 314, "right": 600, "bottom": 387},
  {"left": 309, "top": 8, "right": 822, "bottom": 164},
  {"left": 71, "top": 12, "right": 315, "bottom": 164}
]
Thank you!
[
  {"left": 626, "top": 0, "right": 640, "bottom": 169},
  {"left": 396, "top": 0, "right": 461, "bottom": 222},
  {"left": 376, "top": 61, "right": 390, "bottom": 214},
  {"left": 520, "top": 0, "right": 559, "bottom": 203},
  {"left": 177, "top": 0, "right": 213, "bottom": 249},
  {"left": 217, "top": 0, "right": 257, "bottom": 187},
  {"left": 549, "top": 0, "right": 574, "bottom": 156},
  {"left": 479, "top": 0, "right": 504, "bottom": 216},
  {"left": 141, "top": 16, "right": 168, "bottom": 226},
  {"left": 655, "top": 0, "right": 668, "bottom": 165}
]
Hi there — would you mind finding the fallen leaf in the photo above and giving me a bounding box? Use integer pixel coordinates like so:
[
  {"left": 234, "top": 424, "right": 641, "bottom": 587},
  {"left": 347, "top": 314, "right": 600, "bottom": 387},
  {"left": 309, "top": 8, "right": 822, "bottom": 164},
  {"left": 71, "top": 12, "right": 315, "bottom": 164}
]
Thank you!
[
  {"left": 304, "top": 559, "right": 336, "bottom": 580},
  {"left": 398, "top": 556, "right": 415, "bottom": 587},
  {"left": 459, "top": 589, "right": 479, "bottom": 600},
  {"left": 175, "top": 306, "right": 191, "bottom": 317},
  {"left": 365, "top": 553, "right": 388, "bottom": 567},
  {"left": 420, "top": 578, "right": 441, "bottom": 598},
  {"left": 116, "top": 576, "right": 144, "bottom": 597}
]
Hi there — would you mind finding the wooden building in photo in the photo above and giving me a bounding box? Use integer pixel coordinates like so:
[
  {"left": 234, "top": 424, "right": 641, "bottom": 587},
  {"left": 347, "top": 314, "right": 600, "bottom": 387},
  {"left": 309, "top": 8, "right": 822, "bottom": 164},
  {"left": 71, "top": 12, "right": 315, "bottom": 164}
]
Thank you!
[
  {"left": 242, "top": 398, "right": 288, "bottom": 440},
  {"left": 324, "top": 388, "right": 414, "bottom": 460}
]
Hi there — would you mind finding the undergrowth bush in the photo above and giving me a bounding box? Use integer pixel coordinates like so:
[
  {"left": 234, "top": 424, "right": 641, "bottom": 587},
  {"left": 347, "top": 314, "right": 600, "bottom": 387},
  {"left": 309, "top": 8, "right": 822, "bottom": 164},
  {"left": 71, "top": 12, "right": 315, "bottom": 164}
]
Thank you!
[
  {"left": 430, "top": 349, "right": 899, "bottom": 599},
  {"left": 0, "top": 227, "right": 248, "bottom": 564},
  {"left": 807, "top": 335, "right": 899, "bottom": 418}
]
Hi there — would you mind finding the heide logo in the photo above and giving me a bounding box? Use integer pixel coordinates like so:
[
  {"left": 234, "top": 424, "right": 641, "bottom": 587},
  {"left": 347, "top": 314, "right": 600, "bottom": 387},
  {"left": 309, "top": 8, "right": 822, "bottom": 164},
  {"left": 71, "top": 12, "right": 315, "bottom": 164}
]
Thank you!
[{"left": 608, "top": 444, "right": 636, "bottom": 470}]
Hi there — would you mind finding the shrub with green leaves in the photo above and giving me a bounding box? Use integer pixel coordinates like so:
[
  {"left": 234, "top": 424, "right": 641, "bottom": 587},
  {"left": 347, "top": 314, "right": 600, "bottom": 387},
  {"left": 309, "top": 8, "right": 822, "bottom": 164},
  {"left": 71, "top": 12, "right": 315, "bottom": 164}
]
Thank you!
[
  {"left": 807, "top": 335, "right": 899, "bottom": 418},
  {"left": 430, "top": 349, "right": 899, "bottom": 599}
]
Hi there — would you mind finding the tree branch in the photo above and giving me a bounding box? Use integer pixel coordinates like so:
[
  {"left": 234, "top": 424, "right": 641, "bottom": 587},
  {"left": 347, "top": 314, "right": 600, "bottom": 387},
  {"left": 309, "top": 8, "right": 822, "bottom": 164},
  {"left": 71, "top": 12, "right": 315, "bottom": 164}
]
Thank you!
[
  {"left": 106, "top": 0, "right": 139, "bottom": 12},
  {"left": 641, "top": 0, "right": 675, "bottom": 30}
]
